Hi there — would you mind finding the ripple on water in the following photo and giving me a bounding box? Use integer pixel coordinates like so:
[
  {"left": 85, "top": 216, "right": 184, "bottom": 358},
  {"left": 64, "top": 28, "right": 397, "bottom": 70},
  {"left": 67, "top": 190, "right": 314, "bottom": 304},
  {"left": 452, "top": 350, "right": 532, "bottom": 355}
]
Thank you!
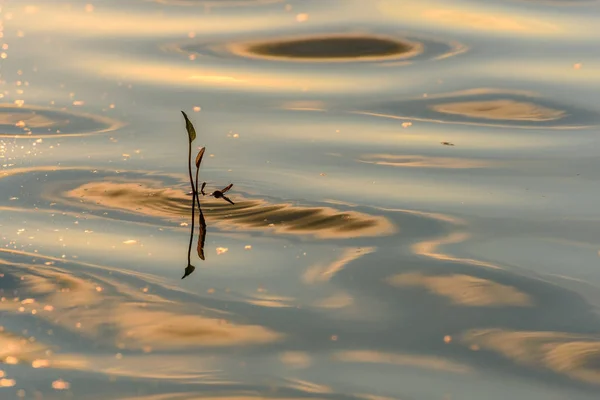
[
  {"left": 4, "top": 169, "right": 600, "bottom": 392},
  {"left": 514, "top": 0, "right": 599, "bottom": 5},
  {"left": 355, "top": 88, "right": 600, "bottom": 129},
  {"left": 168, "top": 31, "right": 467, "bottom": 65},
  {"left": 0, "top": 168, "right": 396, "bottom": 240},
  {"left": 0, "top": 104, "right": 122, "bottom": 138},
  {"left": 462, "top": 329, "right": 600, "bottom": 386},
  {"left": 149, "top": 0, "right": 283, "bottom": 6},
  {"left": 387, "top": 272, "right": 533, "bottom": 307},
  {"left": 0, "top": 252, "right": 282, "bottom": 352},
  {"left": 0, "top": 252, "right": 389, "bottom": 397}
]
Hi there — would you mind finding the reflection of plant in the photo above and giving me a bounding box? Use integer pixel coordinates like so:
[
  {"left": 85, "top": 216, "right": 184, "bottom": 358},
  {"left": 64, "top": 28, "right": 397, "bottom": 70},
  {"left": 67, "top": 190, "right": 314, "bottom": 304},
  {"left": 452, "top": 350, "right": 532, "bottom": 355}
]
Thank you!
[{"left": 181, "top": 111, "right": 234, "bottom": 279}]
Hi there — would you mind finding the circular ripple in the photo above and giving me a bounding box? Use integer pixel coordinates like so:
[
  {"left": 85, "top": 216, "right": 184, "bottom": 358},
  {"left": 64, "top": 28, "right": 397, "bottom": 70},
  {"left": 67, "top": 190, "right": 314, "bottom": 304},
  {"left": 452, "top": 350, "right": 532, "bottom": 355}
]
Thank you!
[
  {"left": 169, "top": 32, "right": 467, "bottom": 64},
  {"left": 355, "top": 89, "right": 599, "bottom": 129},
  {"left": 0, "top": 104, "right": 123, "bottom": 138}
]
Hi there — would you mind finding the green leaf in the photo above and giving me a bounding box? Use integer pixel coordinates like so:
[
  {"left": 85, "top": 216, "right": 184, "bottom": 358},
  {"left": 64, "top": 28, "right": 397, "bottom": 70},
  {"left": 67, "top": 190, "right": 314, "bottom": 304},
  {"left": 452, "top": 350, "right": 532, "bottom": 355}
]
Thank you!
[{"left": 181, "top": 111, "right": 197, "bottom": 143}]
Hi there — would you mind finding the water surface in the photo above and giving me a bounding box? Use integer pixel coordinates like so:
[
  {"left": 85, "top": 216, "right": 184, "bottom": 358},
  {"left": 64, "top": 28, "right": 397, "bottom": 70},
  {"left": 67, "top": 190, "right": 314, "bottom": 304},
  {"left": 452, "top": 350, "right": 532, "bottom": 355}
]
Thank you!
[{"left": 2, "top": 0, "right": 600, "bottom": 399}]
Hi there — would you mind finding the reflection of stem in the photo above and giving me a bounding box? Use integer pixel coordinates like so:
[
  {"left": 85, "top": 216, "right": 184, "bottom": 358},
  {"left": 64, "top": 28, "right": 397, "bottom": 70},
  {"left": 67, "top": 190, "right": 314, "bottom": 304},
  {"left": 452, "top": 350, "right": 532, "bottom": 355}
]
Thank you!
[
  {"left": 194, "top": 160, "right": 201, "bottom": 208},
  {"left": 194, "top": 164, "right": 203, "bottom": 218},
  {"left": 194, "top": 158, "right": 206, "bottom": 260},
  {"left": 187, "top": 141, "right": 196, "bottom": 267}
]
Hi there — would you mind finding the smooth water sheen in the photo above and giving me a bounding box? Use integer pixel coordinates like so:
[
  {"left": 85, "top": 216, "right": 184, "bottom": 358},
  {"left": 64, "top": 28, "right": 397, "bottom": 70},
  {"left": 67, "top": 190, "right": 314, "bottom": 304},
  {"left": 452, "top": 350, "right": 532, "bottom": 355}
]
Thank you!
[{"left": 1, "top": 0, "right": 600, "bottom": 399}]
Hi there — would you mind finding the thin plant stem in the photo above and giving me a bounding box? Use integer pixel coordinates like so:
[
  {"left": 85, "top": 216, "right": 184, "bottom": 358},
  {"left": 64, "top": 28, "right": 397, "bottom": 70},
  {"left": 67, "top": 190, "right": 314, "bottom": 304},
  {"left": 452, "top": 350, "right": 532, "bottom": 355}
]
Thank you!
[{"left": 187, "top": 141, "right": 196, "bottom": 267}]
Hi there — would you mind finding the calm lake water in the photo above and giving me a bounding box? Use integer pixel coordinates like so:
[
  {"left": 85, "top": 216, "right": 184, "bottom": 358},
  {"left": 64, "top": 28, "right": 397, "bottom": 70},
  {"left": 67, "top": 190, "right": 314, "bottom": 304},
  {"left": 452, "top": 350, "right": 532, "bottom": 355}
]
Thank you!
[{"left": 2, "top": 0, "right": 600, "bottom": 399}]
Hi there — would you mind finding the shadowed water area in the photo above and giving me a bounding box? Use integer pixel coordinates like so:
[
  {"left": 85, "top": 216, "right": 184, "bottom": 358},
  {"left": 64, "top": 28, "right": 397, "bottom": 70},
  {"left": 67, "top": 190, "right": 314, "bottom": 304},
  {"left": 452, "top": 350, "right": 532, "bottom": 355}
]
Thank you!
[
  {"left": 237, "top": 36, "right": 417, "bottom": 61},
  {"left": 1, "top": 0, "right": 600, "bottom": 399}
]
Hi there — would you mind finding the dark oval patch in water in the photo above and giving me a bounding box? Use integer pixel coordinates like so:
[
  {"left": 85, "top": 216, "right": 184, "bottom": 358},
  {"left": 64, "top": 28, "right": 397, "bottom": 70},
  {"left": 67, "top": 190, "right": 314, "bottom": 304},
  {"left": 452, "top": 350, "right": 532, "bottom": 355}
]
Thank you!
[
  {"left": 244, "top": 36, "right": 417, "bottom": 60},
  {"left": 0, "top": 104, "right": 122, "bottom": 138},
  {"left": 355, "top": 89, "right": 600, "bottom": 129},
  {"left": 170, "top": 32, "right": 466, "bottom": 65}
]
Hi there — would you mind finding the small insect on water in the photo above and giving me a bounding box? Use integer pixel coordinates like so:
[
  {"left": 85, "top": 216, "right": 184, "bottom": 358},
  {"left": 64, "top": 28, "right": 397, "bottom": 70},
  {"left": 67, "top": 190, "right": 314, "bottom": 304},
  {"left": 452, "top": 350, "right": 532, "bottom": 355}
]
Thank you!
[{"left": 210, "top": 183, "right": 234, "bottom": 205}]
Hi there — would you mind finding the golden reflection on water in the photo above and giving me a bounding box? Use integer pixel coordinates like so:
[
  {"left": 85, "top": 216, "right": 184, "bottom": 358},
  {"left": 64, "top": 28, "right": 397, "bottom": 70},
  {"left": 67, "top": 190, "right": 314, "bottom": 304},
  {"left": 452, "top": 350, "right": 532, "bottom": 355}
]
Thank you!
[
  {"left": 0, "top": 331, "right": 227, "bottom": 384},
  {"left": 9, "top": 5, "right": 290, "bottom": 37},
  {"left": 58, "top": 355, "right": 228, "bottom": 383},
  {"left": 61, "top": 180, "right": 395, "bottom": 239},
  {"left": 232, "top": 287, "right": 353, "bottom": 311},
  {"left": 462, "top": 329, "right": 600, "bottom": 385},
  {"left": 369, "top": 207, "right": 508, "bottom": 272},
  {"left": 150, "top": 0, "right": 283, "bottom": 6},
  {"left": 71, "top": 55, "right": 384, "bottom": 92},
  {"left": 114, "top": 386, "right": 399, "bottom": 400},
  {"left": 355, "top": 395, "right": 397, "bottom": 400},
  {"left": 280, "top": 100, "right": 328, "bottom": 112},
  {"left": 312, "top": 292, "right": 354, "bottom": 309},
  {"left": 351, "top": 110, "right": 588, "bottom": 130},
  {"left": 421, "top": 88, "right": 541, "bottom": 99},
  {"left": 430, "top": 99, "right": 565, "bottom": 122},
  {"left": 0, "top": 257, "right": 283, "bottom": 351},
  {"left": 333, "top": 350, "right": 472, "bottom": 374},
  {"left": 0, "top": 104, "right": 123, "bottom": 138},
  {"left": 513, "top": 0, "right": 600, "bottom": 6},
  {"left": 1, "top": 112, "right": 57, "bottom": 128},
  {"left": 483, "top": 60, "right": 600, "bottom": 85},
  {"left": 279, "top": 351, "right": 312, "bottom": 369},
  {"left": 377, "top": 207, "right": 467, "bottom": 226},
  {"left": 354, "top": 87, "right": 593, "bottom": 129},
  {"left": 412, "top": 231, "right": 503, "bottom": 270},
  {"left": 358, "top": 154, "right": 492, "bottom": 169},
  {"left": 303, "top": 247, "right": 376, "bottom": 284},
  {"left": 0, "top": 248, "right": 191, "bottom": 292},
  {"left": 377, "top": 0, "right": 572, "bottom": 36},
  {"left": 118, "top": 395, "right": 327, "bottom": 400},
  {"left": 243, "top": 293, "right": 296, "bottom": 308},
  {"left": 283, "top": 378, "right": 333, "bottom": 394},
  {"left": 0, "top": 331, "right": 52, "bottom": 367},
  {"left": 387, "top": 272, "right": 533, "bottom": 307}
]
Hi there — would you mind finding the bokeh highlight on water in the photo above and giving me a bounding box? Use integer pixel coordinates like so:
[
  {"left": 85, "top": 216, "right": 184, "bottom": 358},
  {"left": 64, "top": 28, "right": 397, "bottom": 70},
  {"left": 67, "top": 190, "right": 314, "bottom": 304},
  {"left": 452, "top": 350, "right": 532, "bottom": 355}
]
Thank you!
[{"left": 1, "top": 0, "right": 600, "bottom": 399}]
